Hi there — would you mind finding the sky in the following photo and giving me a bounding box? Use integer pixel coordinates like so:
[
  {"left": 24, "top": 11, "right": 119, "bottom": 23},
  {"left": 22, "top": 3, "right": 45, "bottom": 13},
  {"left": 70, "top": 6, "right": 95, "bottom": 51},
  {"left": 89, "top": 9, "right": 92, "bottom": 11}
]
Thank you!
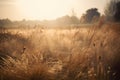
[{"left": 0, "top": 0, "right": 110, "bottom": 21}]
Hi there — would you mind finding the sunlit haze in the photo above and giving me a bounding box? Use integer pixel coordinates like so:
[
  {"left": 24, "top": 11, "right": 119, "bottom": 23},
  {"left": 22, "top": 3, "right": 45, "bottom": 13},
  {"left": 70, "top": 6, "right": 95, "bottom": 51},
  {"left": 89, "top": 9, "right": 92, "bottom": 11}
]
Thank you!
[{"left": 0, "top": 0, "right": 109, "bottom": 20}]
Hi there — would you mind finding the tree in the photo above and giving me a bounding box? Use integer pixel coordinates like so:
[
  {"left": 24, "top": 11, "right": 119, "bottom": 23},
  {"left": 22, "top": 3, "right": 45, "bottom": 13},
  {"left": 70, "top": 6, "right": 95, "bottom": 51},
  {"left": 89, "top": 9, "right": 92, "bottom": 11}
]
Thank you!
[
  {"left": 80, "top": 14, "right": 86, "bottom": 23},
  {"left": 0, "top": 18, "right": 12, "bottom": 27},
  {"left": 70, "top": 9, "right": 80, "bottom": 24},
  {"left": 104, "top": 0, "right": 120, "bottom": 22},
  {"left": 70, "top": 16, "right": 80, "bottom": 24},
  {"left": 56, "top": 15, "right": 80, "bottom": 25},
  {"left": 80, "top": 8, "right": 100, "bottom": 23},
  {"left": 114, "top": 1, "right": 120, "bottom": 21}
]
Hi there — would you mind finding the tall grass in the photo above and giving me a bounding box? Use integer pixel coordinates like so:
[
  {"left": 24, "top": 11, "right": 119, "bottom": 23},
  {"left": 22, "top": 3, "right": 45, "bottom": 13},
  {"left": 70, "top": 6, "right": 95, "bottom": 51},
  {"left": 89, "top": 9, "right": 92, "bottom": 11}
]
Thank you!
[
  {"left": 0, "top": 53, "right": 53, "bottom": 80},
  {"left": 0, "top": 22, "right": 120, "bottom": 80}
]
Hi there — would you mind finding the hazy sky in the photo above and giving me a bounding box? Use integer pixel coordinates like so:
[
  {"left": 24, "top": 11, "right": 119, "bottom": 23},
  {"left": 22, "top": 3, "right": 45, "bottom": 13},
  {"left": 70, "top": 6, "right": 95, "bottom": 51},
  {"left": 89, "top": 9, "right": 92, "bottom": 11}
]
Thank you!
[{"left": 0, "top": 0, "right": 110, "bottom": 20}]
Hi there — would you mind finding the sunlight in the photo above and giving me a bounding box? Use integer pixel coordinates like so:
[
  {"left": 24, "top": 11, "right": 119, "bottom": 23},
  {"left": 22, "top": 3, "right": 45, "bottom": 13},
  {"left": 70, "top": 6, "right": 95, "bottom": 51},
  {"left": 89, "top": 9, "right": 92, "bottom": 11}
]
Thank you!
[
  {"left": 17, "top": 0, "right": 73, "bottom": 20},
  {"left": 0, "top": 0, "right": 108, "bottom": 20}
]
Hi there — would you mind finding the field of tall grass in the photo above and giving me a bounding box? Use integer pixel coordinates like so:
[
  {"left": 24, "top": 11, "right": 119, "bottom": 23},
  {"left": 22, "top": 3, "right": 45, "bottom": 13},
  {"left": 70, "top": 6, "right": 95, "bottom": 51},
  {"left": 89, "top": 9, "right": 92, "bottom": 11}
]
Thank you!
[{"left": 0, "top": 22, "right": 120, "bottom": 80}]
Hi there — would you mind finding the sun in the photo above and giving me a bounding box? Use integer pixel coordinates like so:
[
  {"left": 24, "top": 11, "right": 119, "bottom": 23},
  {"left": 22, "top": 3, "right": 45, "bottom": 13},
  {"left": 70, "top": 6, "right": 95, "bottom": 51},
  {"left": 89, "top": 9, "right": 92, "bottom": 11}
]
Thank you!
[{"left": 16, "top": 0, "right": 73, "bottom": 20}]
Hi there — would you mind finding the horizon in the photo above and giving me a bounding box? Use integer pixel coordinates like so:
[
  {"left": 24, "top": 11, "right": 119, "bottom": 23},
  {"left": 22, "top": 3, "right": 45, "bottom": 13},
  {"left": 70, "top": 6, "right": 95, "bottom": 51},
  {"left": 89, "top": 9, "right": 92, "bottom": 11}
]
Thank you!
[{"left": 0, "top": 0, "right": 110, "bottom": 21}]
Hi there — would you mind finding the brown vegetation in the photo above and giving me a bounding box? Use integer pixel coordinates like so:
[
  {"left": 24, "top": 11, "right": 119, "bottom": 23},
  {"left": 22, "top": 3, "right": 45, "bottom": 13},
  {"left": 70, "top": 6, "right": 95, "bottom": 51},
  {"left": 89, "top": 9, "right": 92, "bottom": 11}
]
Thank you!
[{"left": 0, "top": 21, "right": 120, "bottom": 80}]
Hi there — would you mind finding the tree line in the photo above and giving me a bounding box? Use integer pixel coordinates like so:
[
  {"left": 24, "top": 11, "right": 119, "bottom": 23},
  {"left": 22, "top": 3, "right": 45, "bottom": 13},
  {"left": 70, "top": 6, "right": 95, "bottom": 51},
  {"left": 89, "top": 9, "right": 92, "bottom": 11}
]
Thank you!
[{"left": 0, "top": 0, "right": 120, "bottom": 27}]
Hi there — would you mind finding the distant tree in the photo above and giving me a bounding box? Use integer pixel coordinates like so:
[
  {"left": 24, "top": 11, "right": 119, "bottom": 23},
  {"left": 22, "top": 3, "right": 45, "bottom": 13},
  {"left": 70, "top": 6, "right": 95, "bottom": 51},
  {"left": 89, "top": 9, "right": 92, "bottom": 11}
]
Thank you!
[
  {"left": 80, "top": 8, "right": 100, "bottom": 23},
  {"left": 0, "top": 18, "right": 12, "bottom": 27},
  {"left": 56, "top": 15, "right": 80, "bottom": 25},
  {"left": 56, "top": 15, "right": 71, "bottom": 25},
  {"left": 70, "top": 16, "right": 80, "bottom": 24},
  {"left": 104, "top": 0, "right": 120, "bottom": 22},
  {"left": 80, "top": 14, "right": 86, "bottom": 23},
  {"left": 71, "top": 9, "right": 76, "bottom": 17}
]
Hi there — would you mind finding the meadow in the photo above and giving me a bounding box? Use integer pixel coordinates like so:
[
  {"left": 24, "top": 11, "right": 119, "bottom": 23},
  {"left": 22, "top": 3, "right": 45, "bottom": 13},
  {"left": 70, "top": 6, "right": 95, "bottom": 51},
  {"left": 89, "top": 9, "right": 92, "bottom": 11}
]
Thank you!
[{"left": 0, "top": 22, "right": 120, "bottom": 80}]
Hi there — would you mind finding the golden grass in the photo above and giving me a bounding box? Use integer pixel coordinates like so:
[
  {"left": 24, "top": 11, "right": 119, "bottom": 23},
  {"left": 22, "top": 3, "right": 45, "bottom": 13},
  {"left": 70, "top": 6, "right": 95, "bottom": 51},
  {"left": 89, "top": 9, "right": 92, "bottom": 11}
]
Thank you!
[{"left": 0, "top": 22, "right": 120, "bottom": 80}]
